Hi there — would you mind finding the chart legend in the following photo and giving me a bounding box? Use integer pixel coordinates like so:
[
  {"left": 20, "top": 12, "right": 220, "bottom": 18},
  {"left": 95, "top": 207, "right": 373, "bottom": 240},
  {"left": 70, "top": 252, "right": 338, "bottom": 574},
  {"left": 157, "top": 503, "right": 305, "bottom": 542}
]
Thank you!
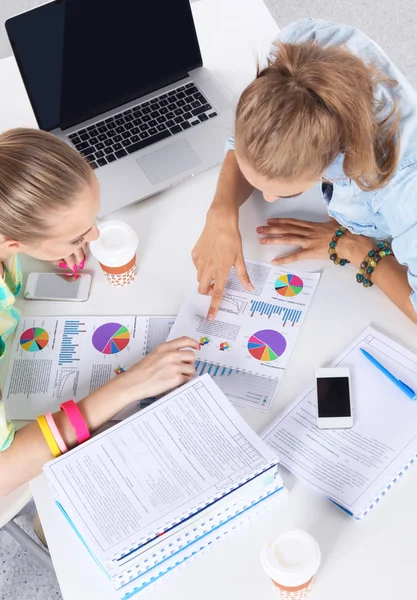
[
  {"left": 59, "top": 321, "right": 86, "bottom": 365},
  {"left": 248, "top": 329, "right": 286, "bottom": 362},
  {"left": 20, "top": 328, "right": 49, "bottom": 352},
  {"left": 249, "top": 301, "right": 302, "bottom": 326},
  {"left": 92, "top": 323, "right": 130, "bottom": 355},
  {"left": 275, "top": 274, "right": 304, "bottom": 297}
]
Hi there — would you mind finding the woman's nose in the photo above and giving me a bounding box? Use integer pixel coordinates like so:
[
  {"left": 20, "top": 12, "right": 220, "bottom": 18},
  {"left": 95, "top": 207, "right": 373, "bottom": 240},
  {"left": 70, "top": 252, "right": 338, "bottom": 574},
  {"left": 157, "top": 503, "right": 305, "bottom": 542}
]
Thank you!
[
  {"left": 263, "top": 192, "right": 276, "bottom": 203},
  {"left": 85, "top": 224, "right": 100, "bottom": 242}
]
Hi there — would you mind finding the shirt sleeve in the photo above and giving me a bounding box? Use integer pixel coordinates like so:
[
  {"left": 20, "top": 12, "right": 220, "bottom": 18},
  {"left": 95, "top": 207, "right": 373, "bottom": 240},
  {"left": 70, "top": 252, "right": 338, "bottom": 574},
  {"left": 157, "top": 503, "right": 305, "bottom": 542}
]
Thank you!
[
  {"left": 377, "top": 163, "right": 417, "bottom": 313},
  {"left": 0, "top": 400, "right": 15, "bottom": 452}
]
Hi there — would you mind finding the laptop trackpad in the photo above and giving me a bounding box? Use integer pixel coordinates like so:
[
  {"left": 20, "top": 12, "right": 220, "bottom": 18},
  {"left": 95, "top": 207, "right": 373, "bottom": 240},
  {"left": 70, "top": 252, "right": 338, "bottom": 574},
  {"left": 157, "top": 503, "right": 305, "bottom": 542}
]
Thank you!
[{"left": 136, "top": 139, "right": 202, "bottom": 185}]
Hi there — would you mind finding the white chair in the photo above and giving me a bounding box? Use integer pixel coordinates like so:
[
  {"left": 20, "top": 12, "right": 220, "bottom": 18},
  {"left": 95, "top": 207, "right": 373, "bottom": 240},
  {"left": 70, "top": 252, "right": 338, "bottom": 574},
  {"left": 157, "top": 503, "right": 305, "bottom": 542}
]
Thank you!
[{"left": 0, "top": 482, "right": 53, "bottom": 570}]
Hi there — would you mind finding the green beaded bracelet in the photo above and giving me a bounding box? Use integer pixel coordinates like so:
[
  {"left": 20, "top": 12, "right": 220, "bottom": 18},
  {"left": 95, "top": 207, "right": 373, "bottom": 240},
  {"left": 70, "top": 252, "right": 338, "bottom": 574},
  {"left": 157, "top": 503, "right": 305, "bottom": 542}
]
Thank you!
[
  {"left": 356, "top": 241, "right": 393, "bottom": 287},
  {"left": 328, "top": 226, "right": 350, "bottom": 266}
]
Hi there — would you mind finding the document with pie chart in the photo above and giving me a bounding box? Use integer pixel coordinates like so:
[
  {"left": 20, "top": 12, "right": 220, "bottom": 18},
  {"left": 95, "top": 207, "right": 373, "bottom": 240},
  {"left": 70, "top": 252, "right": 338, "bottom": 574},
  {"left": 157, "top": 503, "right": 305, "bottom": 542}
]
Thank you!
[
  {"left": 3, "top": 315, "right": 175, "bottom": 420},
  {"left": 168, "top": 259, "right": 320, "bottom": 411}
]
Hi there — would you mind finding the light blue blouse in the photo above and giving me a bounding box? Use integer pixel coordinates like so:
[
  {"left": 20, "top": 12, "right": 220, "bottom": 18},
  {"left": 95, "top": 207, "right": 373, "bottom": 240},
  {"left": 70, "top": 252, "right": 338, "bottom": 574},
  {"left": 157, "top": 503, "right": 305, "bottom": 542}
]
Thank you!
[{"left": 226, "top": 19, "right": 417, "bottom": 311}]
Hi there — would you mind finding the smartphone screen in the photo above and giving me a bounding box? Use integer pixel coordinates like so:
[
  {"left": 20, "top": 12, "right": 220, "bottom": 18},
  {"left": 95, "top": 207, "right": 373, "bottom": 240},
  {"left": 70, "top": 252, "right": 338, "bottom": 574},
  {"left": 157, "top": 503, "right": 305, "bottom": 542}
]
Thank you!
[
  {"left": 317, "top": 377, "right": 351, "bottom": 418},
  {"left": 34, "top": 274, "right": 81, "bottom": 299}
]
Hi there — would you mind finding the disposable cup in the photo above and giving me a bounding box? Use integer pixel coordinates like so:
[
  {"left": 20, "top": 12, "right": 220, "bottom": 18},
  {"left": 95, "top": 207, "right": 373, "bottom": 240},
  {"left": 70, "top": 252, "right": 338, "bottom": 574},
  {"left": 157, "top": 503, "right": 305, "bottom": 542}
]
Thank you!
[
  {"left": 261, "top": 530, "right": 321, "bottom": 599},
  {"left": 90, "top": 221, "right": 138, "bottom": 287}
]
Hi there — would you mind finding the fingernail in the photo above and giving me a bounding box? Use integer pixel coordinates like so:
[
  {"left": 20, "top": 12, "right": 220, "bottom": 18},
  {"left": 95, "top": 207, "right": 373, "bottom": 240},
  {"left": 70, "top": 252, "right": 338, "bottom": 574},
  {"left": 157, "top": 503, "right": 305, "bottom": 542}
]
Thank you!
[
  {"left": 72, "top": 264, "right": 78, "bottom": 273},
  {"left": 248, "top": 284, "right": 255, "bottom": 291},
  {"left": 260, "top": 238, "right": 266, "bottom": 244},
  {"left": 257, "top": 227, "right": 264, "bottom": 233},
  {"left": 198, "top": 343, "right": 201, "bottom": 350},
  {"left": 59, "top": 262, "right": 68, "bottom": 269},
  {"left": 79, "top": 260, "right": 85, "bottom": 270},
  {"left": 207, "top": 315, "right": 214, "bottom": 322}
]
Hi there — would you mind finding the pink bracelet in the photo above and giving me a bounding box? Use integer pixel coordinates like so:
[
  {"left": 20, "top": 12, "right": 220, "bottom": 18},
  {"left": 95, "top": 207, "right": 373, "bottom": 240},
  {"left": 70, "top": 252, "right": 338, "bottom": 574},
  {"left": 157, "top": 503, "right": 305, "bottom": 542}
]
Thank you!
[
  {"left": 60, "top": 400, "right": 90, "bottom": 444},
  {"left": 45, "top": 412, "right": 68, "bottom": 454}
]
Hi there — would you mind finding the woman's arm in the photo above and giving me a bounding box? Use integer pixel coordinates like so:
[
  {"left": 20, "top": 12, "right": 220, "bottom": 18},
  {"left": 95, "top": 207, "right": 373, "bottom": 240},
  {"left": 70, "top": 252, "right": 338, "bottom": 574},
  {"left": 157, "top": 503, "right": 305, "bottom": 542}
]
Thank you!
[
  {"left": 339, "top": 232, "right": 417, "bottom": 323},
  {"left": 0, "top": 337, "right": 198, "bottom": 496},
  {"left": 258, "top": 218, "right": 417, "bottom": 323},
  {"left": 192, "top": 150, "right": 255, "bottom": 321}
]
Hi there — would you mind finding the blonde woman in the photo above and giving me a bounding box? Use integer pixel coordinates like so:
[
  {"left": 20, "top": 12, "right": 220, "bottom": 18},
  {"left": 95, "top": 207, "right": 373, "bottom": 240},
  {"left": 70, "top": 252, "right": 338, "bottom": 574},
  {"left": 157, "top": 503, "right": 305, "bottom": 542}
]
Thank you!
[
  {"left": 0, "top": 128, "right": 198, "bottom": 497},
  {"left": 193, "top": 19, "right": 417, "bottom": 323}
]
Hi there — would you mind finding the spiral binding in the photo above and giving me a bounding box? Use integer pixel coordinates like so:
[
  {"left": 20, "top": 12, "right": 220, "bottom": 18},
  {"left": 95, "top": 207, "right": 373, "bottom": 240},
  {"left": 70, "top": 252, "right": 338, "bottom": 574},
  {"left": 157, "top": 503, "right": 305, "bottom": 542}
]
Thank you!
[
  {"left": 118, "top": 485, "right": 286, "bottom": 599},
  {"left": 108, "top": 459, "right": 279, "bottom": 565},
  {"left": 358, "top": 453, "right": 417, "bottom": 519}
]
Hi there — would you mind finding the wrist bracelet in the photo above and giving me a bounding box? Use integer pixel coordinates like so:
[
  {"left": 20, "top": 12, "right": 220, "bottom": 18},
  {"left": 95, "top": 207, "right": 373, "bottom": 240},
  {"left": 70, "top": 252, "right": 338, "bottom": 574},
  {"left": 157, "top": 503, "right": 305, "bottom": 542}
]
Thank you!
[
  {"left": 356, "top": 241, "right": 393, "bottom": 287},
  {"left": 37, "top": 414, "right": 62, "bottom": 458},
  {"left": 328, "top": 226, "right": 350, "bottom": 266},
  {"left": 60, "top": 400, "right": 90, "bottom": 444},
  {"left": 45, "top": 412, "right": 68, "bottom": 454}
]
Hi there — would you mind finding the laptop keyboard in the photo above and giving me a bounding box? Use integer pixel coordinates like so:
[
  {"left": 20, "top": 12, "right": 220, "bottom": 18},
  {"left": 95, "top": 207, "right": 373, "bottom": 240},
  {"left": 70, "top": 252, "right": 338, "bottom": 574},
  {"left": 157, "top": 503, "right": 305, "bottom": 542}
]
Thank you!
[{"left": 67, "top": 83, "right": 217, "bottom": 169}]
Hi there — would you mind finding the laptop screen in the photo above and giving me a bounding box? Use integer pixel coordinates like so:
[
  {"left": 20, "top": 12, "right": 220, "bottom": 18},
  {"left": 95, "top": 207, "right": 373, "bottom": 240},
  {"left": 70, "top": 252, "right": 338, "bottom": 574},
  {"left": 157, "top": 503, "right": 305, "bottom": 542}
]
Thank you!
[{"left": 6, "top": 0, "right": 202, "bottom": 131}]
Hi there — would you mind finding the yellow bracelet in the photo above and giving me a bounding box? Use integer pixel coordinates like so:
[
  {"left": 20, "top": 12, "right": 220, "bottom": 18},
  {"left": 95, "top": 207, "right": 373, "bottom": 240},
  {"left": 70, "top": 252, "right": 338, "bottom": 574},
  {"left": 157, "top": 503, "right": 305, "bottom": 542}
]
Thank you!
[{"left": 37, "top": 414, "right": 61, "bottom": 458}]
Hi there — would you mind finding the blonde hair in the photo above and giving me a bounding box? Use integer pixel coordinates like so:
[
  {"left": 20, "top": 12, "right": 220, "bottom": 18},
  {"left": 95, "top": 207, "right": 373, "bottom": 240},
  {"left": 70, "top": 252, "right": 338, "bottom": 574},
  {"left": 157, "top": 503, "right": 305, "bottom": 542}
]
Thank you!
[
  {"left": 235, "top": 42, "right": 400, "bottom": 191},
  {"left": 0, "top": 128, "right": 94, "bottom": 242}
]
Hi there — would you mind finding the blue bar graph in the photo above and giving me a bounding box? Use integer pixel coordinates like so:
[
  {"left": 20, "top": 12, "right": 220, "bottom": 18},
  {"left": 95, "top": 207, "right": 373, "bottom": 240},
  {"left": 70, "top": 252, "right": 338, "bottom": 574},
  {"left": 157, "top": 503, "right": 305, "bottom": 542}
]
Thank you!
[
  {"left": 59, "top": 320, "right": 86, "bottom": 365},
  {"left": 249, "top": 300, "right": 302, "bottom": 326},
  {"left": 195, "top": 360, "right": 239, "bottom": 377}
]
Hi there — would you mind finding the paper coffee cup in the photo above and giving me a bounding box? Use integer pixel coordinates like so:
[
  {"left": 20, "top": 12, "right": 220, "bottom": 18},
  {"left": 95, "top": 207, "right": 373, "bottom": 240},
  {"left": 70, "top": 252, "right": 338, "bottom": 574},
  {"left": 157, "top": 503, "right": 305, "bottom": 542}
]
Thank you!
[
  {"left": 90, "top": 221, "right": 138, "bottom": 287},
  {"left": 261, "top": 530, "right": 321, "bottom": 599}
]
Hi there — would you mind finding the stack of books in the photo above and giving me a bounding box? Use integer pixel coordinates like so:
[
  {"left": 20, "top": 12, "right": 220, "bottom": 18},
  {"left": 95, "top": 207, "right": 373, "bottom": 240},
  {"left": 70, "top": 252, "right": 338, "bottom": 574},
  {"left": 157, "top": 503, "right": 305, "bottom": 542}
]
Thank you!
[{"left": 43, "top": 375, "right": 285, "bottom": 598}]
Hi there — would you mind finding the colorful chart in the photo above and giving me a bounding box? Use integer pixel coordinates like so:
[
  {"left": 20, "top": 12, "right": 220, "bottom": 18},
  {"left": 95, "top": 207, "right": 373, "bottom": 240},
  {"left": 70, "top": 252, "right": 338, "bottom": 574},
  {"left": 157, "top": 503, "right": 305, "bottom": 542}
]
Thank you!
[
  {"left": 20, "top": 327, "right": 49, "bottom": 352},
  {"left": 92, "top": 323, "right": 130, "bottom": 355},
  {"left": 200, "top": 337, "right": 211, "bottom": 346},
  {"left": 219, "top": 342, "right": 231, "bottom": 351},
  {"left": 275, "top": 274, "right": 304, "bottom": 297},
  {"left": 248, "top": 329, "right": 286, "bottom": 362}
]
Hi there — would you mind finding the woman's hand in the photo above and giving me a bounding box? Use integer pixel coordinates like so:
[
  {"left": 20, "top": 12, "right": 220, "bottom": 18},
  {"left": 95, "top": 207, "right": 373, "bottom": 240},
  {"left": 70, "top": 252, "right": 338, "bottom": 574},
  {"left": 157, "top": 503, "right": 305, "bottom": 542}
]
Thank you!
[
  {"left": 52, "top": 243, "right": 88, "bottom": 273},
  {"left": 192, "top": 207, "right": 254, "bottom": 321},
  {"left": 257, "top": 218, "right": 375, "bottom": 267},
  {"left": 117, "top": 337, "right": 199, "bottom": 403},
  {"left": 257, "top": 218, "right": 344, "bottom": 265}
]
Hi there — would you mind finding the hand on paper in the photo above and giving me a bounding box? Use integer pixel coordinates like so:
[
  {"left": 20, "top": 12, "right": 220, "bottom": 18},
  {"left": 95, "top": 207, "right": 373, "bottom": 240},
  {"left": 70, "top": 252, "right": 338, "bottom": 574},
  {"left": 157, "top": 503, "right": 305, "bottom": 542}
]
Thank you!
[
  {"left": 192, "top": 211, "right": 254, "bottom": 321},
  {"left": 120, "top": 337, "right": 199, "bottom": 401},
  {"left": 257, "top": 218, "right": 346, "bottom": 265}
]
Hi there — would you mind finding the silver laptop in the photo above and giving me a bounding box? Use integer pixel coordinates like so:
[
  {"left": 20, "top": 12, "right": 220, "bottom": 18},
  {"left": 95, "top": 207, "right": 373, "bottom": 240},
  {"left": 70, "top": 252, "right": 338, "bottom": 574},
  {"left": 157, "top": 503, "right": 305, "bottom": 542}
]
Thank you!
[{"left": 6, "top": 0, "right": 233, "bottom": 216}]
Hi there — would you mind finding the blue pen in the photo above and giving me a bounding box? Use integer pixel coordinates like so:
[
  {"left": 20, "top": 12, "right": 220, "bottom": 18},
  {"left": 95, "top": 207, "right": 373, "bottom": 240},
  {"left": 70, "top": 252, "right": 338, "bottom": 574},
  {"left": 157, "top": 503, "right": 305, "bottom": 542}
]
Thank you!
[{"left": 360, "top": 348, "right": 417, "bottom": 400}]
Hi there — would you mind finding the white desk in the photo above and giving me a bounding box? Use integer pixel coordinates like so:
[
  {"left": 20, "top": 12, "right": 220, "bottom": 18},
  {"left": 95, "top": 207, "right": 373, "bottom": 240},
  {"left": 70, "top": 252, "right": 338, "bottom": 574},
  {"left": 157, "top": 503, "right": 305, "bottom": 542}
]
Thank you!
[{"left": 3, "top": 0, "right": 417, "bottom": 598}]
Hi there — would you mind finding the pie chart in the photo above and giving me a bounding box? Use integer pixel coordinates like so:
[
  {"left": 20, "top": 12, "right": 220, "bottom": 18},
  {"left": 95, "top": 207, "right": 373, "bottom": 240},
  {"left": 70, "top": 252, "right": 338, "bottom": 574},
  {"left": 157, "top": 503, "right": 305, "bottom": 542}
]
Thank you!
[
  {"left": 275, "top": 274, "right": 304, "bottom": 297},
  {"left": 248, "top": 329, "right": 286, "bottom": 362},
  {"left": 92, "top": 323, "right": 130, "bottom": 355},
  {"left": 20, "top": 327, "right": 49, "bottom": 352}
]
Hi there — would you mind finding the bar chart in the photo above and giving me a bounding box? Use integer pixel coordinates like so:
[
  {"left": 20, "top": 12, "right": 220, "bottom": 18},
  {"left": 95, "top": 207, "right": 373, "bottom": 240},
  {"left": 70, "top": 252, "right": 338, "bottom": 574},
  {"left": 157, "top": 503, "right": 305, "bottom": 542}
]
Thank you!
[
  {"left": 249, "top": 301, "right": 302, "bottom": 326},
  {"left": 194, "top": 360, "right": 277, "bottom": 411},
  {"left": 59, "top": 320, "right": 86, "bottom": 365},
  {"left": 195, "top": 360, "right": 239, "bottom": 377}
]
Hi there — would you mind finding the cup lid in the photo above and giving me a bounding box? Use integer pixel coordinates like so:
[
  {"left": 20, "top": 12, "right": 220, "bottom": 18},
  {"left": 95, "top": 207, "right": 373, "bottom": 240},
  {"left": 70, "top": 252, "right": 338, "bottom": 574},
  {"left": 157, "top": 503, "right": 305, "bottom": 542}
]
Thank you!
[
  {"left": 261, "top": 529, "right": 321, "bottom": 588},
  {"left": 90, "top": 221, "right": 138, "bottom": 267}
]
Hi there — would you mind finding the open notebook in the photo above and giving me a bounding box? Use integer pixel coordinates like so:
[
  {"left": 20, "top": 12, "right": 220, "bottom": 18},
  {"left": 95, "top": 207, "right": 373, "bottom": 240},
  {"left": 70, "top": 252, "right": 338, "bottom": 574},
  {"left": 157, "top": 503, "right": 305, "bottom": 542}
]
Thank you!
[
  {"left": 44, "top": 375, "right": 285, "bottom": 597},
  {"left": 263, "top": 326, "right": 417, "bottom": 519}
]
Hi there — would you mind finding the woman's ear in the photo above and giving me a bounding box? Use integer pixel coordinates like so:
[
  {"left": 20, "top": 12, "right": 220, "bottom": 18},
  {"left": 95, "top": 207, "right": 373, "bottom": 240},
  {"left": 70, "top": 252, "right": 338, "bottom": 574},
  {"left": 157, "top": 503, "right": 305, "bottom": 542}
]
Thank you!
[{"left": 0, "top": 238, "right": 22, "bottom": 256}]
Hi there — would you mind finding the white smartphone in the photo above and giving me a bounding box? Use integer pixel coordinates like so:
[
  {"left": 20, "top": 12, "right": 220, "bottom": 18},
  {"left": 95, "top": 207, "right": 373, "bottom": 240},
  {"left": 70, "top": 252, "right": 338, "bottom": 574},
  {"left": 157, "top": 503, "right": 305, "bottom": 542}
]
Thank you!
[
  {"left": 316, "top": 367, "right": 353, "bottom": 429},
  {"left": 24, "top": 272, "right": 92, "bottom": 302}
]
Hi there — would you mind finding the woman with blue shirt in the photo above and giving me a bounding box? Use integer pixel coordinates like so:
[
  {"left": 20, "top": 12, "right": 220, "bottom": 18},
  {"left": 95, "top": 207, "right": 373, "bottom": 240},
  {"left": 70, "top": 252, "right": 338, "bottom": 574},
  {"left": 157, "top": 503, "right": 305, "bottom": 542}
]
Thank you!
[{"left": 193, "top": 19, "right": 417, "bottom": 323}]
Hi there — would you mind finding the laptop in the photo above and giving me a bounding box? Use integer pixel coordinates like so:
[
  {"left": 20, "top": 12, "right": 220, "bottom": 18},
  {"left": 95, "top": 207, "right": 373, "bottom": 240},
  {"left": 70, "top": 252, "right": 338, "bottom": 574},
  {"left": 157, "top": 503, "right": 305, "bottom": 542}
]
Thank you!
[{"left": 5, "top": 0, "right": 234, "bottom": 216}]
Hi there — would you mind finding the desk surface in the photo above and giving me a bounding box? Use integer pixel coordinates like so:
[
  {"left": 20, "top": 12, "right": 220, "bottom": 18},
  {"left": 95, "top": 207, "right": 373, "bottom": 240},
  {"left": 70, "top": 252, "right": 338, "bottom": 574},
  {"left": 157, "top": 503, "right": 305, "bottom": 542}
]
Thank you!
[{"left": 4, "top": 0, "right": 417, "bottom": 598}]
